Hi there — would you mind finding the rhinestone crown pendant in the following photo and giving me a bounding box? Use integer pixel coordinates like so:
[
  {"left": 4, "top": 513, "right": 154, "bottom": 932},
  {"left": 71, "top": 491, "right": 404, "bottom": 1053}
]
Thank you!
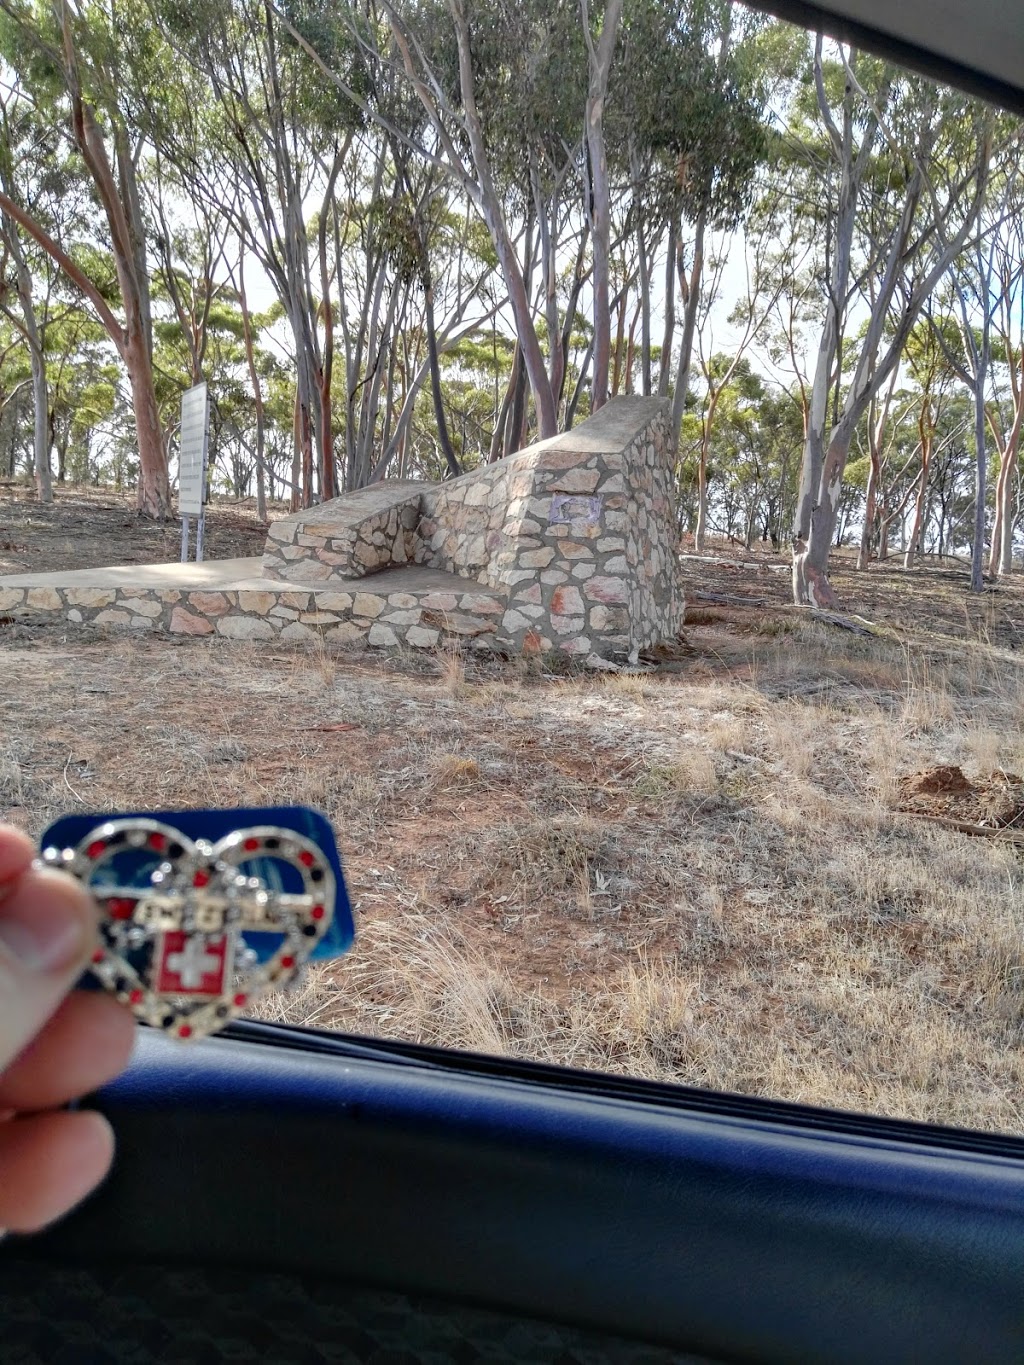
[{"left": 42, "top": 817, "right": 337, "bottom": 1041}]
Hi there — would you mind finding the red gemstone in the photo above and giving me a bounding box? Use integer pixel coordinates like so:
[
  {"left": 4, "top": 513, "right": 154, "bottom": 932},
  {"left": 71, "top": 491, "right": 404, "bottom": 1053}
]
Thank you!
[
  {"left": 108, "top": 897, "right": 135, "bottom": 920},
  {"left": 298, "top": 850, "right": 315, "bottom": 868},
  {"left": 148, "top": 832, "right": 167, "bottom": 853},
  {"left": 86, "top": 840, "right": 106, "bottom": 859},
  {"left": 311, "top": 905, "right": 325, "bottom": 921},
  {"left": 233, "top": 992, "right": 247, "bottom": 1007},
  {"left": 91, "top": 948, "right": 105, "bottom": 963},
  {"left": 178, "top": 1025, "right": 193, "bottom": 1039},
  {"left": 243, "top": 837, "right": 260, "bottom": 852},
  {"left": 129, "top": 989, "right": 143, "bottom": 1005},
  {"left": 193, "top": 869, "right": 211, "bottom": 888},
  {"left": 280, "top": 955, "right": 295, "bottom": 969}
]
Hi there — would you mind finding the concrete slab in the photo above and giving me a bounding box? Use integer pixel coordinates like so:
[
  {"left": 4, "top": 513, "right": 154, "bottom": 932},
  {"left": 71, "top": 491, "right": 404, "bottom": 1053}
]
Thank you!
[{"left": 0, "top": 558, "right": 482, "bottom": 595}]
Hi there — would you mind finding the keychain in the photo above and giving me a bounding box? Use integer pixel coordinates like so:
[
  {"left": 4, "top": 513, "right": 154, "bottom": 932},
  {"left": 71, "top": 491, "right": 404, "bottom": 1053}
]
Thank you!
[{"left": 38, "top": 806, "right": 355, "bottom": 1042}]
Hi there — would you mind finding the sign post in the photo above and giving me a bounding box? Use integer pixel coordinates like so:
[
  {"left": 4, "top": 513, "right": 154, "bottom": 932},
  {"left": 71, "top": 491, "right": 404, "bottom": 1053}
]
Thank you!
[{"left": 179, "top": 383, "right": 210, "bottom": 563}]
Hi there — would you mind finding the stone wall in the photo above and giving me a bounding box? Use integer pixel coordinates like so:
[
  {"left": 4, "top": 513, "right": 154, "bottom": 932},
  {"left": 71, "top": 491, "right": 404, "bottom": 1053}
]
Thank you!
[
  {"left": 262, "top": 481, "right": 423, "bottom": 583},
  {"left": 0, "top": 577, "right": 506, "bottom": 650},
  {"left": 622, "top": 405, "right": 681, "bottom": 650},
  {"left": 420, "top": 396, "right": 682, "bottom": 656}
]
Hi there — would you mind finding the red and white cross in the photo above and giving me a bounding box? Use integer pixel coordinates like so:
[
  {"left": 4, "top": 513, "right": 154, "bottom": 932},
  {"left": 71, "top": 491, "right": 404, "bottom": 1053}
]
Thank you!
[{"left": 154, "top": 932, "right": 231, "bottom": 996}]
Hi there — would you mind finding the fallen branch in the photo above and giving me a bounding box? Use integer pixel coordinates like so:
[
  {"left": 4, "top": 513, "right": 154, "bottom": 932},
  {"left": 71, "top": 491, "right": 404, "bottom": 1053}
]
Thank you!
[
  {"left": 679, "top": 553, "right": 789, "bottom": 573},
  {"left": 900, "top": 809, "right": 1024, "bottom": 848},
  {"left": 691, "top": 592, "right": 769, "bottom": 608},
  {"left": 807, "top": 609, "right": 888, "bottom": 637}
]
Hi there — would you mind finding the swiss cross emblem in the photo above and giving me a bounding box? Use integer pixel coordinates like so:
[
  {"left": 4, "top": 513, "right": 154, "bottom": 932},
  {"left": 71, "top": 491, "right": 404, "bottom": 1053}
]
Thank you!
[{"left": 155, "top": 932, "right": 232, "bottom": 997}]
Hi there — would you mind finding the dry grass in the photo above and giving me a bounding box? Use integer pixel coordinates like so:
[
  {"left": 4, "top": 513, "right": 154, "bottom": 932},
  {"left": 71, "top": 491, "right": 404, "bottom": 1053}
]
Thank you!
[{"left": 3, "top": 585, "right": 1024, "bottom": 1136}]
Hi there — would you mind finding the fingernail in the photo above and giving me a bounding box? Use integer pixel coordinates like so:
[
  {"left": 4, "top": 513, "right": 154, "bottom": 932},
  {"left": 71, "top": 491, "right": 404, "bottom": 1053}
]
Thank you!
[{"left": 0, "top": 876, "right": 93, "bottom": 972}]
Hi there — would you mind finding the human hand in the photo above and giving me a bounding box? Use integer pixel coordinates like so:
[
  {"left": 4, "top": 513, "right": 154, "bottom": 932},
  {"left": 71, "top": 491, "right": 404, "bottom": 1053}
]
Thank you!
[{"left": 0, "top": 825, "right": 135, "bottom": 1233}]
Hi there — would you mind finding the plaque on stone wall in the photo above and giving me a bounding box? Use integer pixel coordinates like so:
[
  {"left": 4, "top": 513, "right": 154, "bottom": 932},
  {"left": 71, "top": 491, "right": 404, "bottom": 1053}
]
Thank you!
[{"left": 549, "top": 494, "right": 602, "bottom": 526}]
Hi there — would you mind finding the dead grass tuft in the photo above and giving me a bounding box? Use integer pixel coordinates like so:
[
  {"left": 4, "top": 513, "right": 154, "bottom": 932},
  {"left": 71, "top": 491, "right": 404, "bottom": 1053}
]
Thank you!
[
  {"left": 634, "top": 753, "right": 718, "bottom": 799},
  {"left": 431, "top": 753, "right": 481, "bottom": 788}
]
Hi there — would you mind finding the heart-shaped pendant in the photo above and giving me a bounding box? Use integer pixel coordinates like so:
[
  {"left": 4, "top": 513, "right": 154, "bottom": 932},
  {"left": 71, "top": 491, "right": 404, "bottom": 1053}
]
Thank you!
[{"left": 42, "top": 817, "right": 337, "bottom": 1041}]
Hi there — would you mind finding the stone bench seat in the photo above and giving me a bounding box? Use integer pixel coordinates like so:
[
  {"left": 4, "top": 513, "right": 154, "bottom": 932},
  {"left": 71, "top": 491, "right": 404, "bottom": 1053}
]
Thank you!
[{"left": 262, "top": 481, "right": 425, "bottom": 583}]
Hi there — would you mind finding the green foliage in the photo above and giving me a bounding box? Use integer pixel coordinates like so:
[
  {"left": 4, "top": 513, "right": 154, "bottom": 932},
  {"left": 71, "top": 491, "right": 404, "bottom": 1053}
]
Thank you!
[{"left": 614, "top": 0, "right": 772, "bottom": 232}]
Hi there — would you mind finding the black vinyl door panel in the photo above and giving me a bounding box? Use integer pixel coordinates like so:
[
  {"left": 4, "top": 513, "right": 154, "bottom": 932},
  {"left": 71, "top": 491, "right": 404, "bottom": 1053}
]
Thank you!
[{"left": 12, "top": 1024, "right": 1024, "bottom": 1364}]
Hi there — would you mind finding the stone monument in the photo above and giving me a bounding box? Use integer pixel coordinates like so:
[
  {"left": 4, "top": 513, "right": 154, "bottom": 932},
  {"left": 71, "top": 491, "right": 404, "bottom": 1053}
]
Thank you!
[{"left": 261, "top": 395, "right": 684, "bottom": 660}]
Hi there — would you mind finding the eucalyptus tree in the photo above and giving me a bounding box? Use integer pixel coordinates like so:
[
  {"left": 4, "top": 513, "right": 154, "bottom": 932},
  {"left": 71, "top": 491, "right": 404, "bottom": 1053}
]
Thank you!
[
  {"left": 281, "top": 0, "right": 595, "bottom": 442},
  {"left": 849, "top": 369, "right": 919, "bottom": 567},
  {"left": 928, "top": 272, "right": 997, "bottom": 592},
  {"left": 0, "top": 0, "right": 172, "bottom": 514},
  {"left": 0, "top": 80, "right": 58, "bottom": 501},
  {"left": 789, "top": 40, "right": 993, "bottom": 606},
  {"left": 901, "top": 320, "right": 963, "bottom": 569},
  {"left": 610, "top": 0, "right": 783, "bottom": 435},
  {"left": 152, "top": 0, "right": 366, "bottom": 505},
  {"left": 984, "top": 159, "right": 1024, "bottom": 576},
  {"left": 689, "top": 175, "right": 798, "bottom": 551},
  {"left": 580, "top": 0, "right": 622, "bottom": 411}
]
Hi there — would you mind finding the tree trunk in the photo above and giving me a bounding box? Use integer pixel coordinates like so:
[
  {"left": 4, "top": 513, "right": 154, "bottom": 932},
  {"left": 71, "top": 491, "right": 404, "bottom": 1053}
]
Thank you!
[
  {"left": 792, "top": 428, "right": 851, "bottom": 608},
  {"left": 877, "top": 510, "right": 892, "bottom": 560},
  {"left": 658, "top": 212, "right": 676, "bottom": 398},
  {"left": 624, "top": 302, "right": 639, "bottom": 395},
  {"left": 489, "top": 344, "right": 518, "bottom": 463},
  {"left": 904, "top": 406, "right": 933, "bottom": 570},
  {"left": 695, "top": 386, "right": 721, "bottom": 554},
  {"left": 235, "top": 243, "right": 267, "bottom": 522},
  {"left": 990, "top": 441, "right": 1017, "bottom": 576},
  {"left": 581, "top": 0, "right": 621, "bottom": 413},
  {"left": 857, "top": 452, "right": 879, "bottom": 570},
  {"left": 287, "top": 392, "right": 299, "bottom": 511},
  {"left": 636, "top": 209, "right": 652, "bottom": 395},
  {"left": 610, "top": 290, "right": 626, "bottom": 397},
  {"left": 670, "top": 207, "right": 706, "bottom": 448},
  {"left": 694, "top": 437, "right": 710, "bottom": 553},
  {"left": 441, "top": 1, "right": 558, "bottom": 439},
  {"left": 125, "top": 332, "right": 172, "bottom": 518},
  {"left": 508, "top": 351, "right": 530, "bottom": 456},
  {"left": 565, "top": 338, "right": 594, "bottom": 430},
  {"left": 425, "top": 279, "right": 462, "bottom": 478},
  {"left": 29, "top": 339, "right": 51, "bottom": 504},
  {"left": 971, "top": 382, "right": 987, "bottom": 593}
]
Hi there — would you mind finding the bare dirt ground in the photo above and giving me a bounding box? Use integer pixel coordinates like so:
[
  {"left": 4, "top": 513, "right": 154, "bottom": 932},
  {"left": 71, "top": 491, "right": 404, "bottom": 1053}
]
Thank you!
[
  {"left": 3, "top": 486, "right": 1024, "bottom": 1136},
  {"left": 0, "top": 482, "right": 275, "bottom": 573}
]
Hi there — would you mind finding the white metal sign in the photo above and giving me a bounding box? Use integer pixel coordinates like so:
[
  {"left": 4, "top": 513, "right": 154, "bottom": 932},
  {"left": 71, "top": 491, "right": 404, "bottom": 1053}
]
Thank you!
[
  {"left": 179, "top": 383, "right": 210, "bottom": 562},
  {"left": 179, "top": 383, "right": 209, "bottom": 516}
]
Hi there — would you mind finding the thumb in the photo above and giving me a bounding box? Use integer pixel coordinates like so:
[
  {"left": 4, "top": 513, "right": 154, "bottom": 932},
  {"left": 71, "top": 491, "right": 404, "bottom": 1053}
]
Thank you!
[{"left": 0, "top": 868, "right": 100, "bottom": 1072}]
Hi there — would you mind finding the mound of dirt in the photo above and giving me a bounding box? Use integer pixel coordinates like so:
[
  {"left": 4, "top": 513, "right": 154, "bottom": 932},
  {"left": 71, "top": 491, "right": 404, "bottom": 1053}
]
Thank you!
[
  {"left": 899, "top": 765, "right": 1024, "bottom": 829},
  {"left": 902, "top": 765, "right": 973, "bottom": 797}
]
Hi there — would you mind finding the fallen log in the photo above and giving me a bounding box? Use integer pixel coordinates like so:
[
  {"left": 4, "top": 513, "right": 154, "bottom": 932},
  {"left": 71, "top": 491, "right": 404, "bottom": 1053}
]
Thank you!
[
  {"left": 900, "top": 809, "right": 1024, "bottom": 848},
  {"left": 807, "top": 609, "right": 888, "bottom": 638},
  {"left": 679, "top": 554, "right": 789, "bottom": 573},
  {"left": 691, "top": 592, "right": 770, "bottom": 608}
]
